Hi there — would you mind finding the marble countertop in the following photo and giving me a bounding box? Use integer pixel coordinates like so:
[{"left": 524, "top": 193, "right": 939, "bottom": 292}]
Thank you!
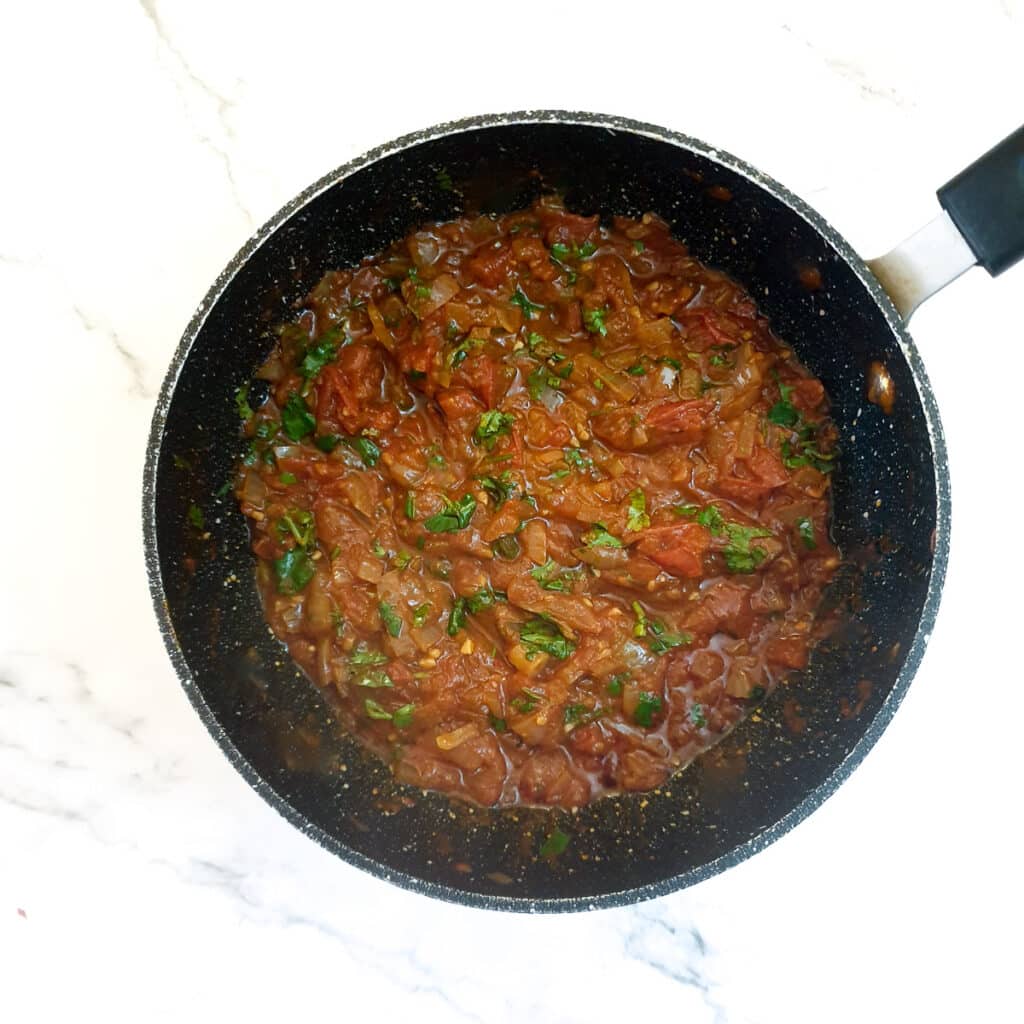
[{"left": 2, "top": 2, "right": 1021, "bottom": 1020}]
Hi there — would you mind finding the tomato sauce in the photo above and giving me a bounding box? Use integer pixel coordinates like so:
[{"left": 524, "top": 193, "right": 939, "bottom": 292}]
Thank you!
[{"left": 235, "top": 197, "right": 840, "bottom": 807}]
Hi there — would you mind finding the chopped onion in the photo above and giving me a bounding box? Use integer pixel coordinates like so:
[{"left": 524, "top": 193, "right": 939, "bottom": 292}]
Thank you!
[
  {"left": 239, "top": 470, "right": 267, "bottom": 509},
  {"left": 436, "top": 723, "right": 478, "bottom": 750}
]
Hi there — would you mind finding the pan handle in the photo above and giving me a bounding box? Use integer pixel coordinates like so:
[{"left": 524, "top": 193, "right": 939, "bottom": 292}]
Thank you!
[{"left": 868, "top": 124, "right": 1024, "bottom": 321}]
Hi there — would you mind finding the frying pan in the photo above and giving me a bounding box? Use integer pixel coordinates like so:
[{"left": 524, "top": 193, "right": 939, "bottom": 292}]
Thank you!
[{"left": 143, "top": 112, "right": 1024, "bottom": 912}]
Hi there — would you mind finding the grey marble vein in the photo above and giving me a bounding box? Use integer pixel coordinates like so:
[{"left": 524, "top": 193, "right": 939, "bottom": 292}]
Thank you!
[
  {"left": 72, "top": 304, "right": 154, "bottom": 399},
  {"left": 138, "top": 0, "right": 255, "bottom": 228}
]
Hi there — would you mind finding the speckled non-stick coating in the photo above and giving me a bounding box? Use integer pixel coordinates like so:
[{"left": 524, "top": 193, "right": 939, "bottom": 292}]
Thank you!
[{"left": 142, "top": 112, "right": 949, "bottom": 912}]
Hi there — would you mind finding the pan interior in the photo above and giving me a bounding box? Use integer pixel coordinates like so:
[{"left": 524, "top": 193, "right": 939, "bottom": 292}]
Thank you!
[{"left": 148, "top": 117, "right": 943, "bottom": 909}]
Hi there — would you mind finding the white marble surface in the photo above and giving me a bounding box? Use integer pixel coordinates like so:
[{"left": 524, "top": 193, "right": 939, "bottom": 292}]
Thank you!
[{"left": 2, "top": 2, "right": 1022, "bottom": 1020}]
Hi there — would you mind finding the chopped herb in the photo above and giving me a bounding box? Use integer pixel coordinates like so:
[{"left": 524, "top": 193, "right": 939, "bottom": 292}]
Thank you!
[
  {"left": 511, "top": 688, "right": 543, "bottom": 713},
  {"left": 279, "top": 471, "right": 297, "bottom": 485},
  {"left": 299, "top": 335, "right": 341, "bottom": 379},
  {"left": 407, "top": 369, "right": 426, "bottom": 381},
  {"left": 583, "top": 306, "right": 609, "bottom": 336},
  {"left": 415, "top": 284, "right": 432, "bottom": 299},
  {"left": 184, "top": 504, "right": 204, "bottom": 531},
  {"left": 424, "top": 493, "right": 477, "bottom": 533},
  {"left": 748, "top": 685, "right": 767, "bottom": 702},
  {"left": 768, "top": 383, "right": 800, "bottom": 428},
  {"left": 215, "top": 480, "right": 232, "bottom": 499},
  {"left": 273, "top": 549, "right": 315, "bottom": 594},
  {"left": 473, "top": 410, "right": 515, "bottom": 450},
  {"left": 550, "top": 240, "right": 596, "bottom": 261},
  {"left": 364, "top": 699, "right": 392, "bottom": 720},
  {"left": 173, "top": 454, "right": 192, "bottom": 471},
  {"left": 255, "top": 420, "right": 277, "bottom": 441},
  {"left": 631, "top": 600, "right": 648, "bottom": 638},
  {"left": 466, "top": 586, "right": 501, "bottom": 614},
  {"left": 564, "top": 447, "right": 594, "bottom": 474},
  {"left": 448, "top": 333, "right": 483, "bottom": 369},
  {"left": 593, "top": 377, "right": 605, "bottom": 391},
  {"left": 281, "top": 393, "right": 316, "bottom": 441},
  {"left": 582, "top": 523, "right": 623, "bottom": 549},
  {"left": 315, "top": 434, "right": 342, "bottom": 453},
  {"left": 633, "top": 692, "right": 663, "bottom": 728},
  {"left": 658, "top": 356, "right": 682, "bottom": 371},
  {"left": 626, "top": 489, "right": 650, "bottom": 532},
  {"left": 708, "top": 343, "right": 738, "bottom": 368},
  {"left": 235, "top": 384, "right": 254, "bottom": 420},
  {"left": 527, "top": 363, "right": 564, "bottom": 400},
  {"left": 427, "top": 448, "right": 447, "bottom": 468},
  {"left": 676, "top": 503, "right": 725, "bottom": 535},
  {"left": 510, "top": 286, "right": 544, "bottom": 319},
  {"left": 607, "top": 673, "right": 627, "bottom": 697},
  {"left": 353, "top": 669, "right": 393, "bottom": 689},
  {"left": 489, "top": 714, "right": 507, "bottom": 732},
  {"left": 275, "top": 509, "right": 315, "bottom": 548},
  {"left": 330, "top": 610, "right": 345, "bottom": 637},
  {"left": 647, "top": 620, "right": 693, "bottom": 655},
  {"left": 261, "top": 447, "right": 277, "bottom": 467},
  {"left": 563, "top": 703, "right": 605, "bottom": 729},
  {"left": 549, "top": 468, "right": 570, "bottom": 480},
  {"left": 412, "top": 603, "right": 431, "bottom": 628},
  {"left": 349, "top": 647, "right": 389, "bottom": 666},
  {"left": 626, "top": 362, "right": 647, "bottom": 376},
  {"left": 435, "top": 167, "right": 455, "bottom": 192},
  {"left": 476, "top": 471, "right": 517, "bottom": 508},
  {"left": 539, "top": 827, "right": 570, "bottom": 858},
  {"left": 530, "top": 559, "right": 579, "bottom": 593},
  {"left": 491, "top": 534, "right": 520, "bottom": 560},
  {"left": 447, "top": 597, "right": 467, "bottom": 636},
  {"left": 393, "top": 703, "right": 416, "bottom": 728},
  {"left": 722, "top": 523, "right": 773, "bottom": 573},
  {"left": 633, "top": 240, "right": 645, "bottom": 253},
  {"left": 405, "top": 492, "right": 416, "bottom": 519},
  {"left": 346, "top": 435, "right": 381, "bottom": 467},
  {"left": 379, "top": 602, "right": 403, "bottom": 638},
  {"left": 781, "top": 429, "right": 836, "bottom": 473},
  {"left": 371, "top": 540, "right": 387, "bottom": 558},
  {"left": 797, "top": 517, "right": 816, "bottom": 549},
  {"left": 519, "top": 617, "right": 575, "bottom": 661},
  {"left": 690, "top": 703, "right": 707, "bottom": 728}
]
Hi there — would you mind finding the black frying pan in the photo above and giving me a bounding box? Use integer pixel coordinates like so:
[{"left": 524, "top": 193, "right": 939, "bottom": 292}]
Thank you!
[{"left": 143, "top": 112, "right": 1024, "bottom": 912}]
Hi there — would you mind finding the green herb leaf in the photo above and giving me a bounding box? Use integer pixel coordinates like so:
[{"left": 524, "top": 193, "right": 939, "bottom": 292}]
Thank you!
[
  {"left": 626, "top": 362, "right": 647, "bottom": 376},
  {"left": 173, "top": 454, "right": 193, "bottom": 471},
  {"left": 631, "top": 600, "right": 648, "bottom": 638},
  {"left": 281, "top": 393, "right": 316, "bottom": 441},
  {"left": 273, "top": 549, "right": 315, "bottom": 594},
  {"left": 633, "top": 692, "right": 663, "bottom": 728},
  {"left": 424, "top": 493, "right": 478, "bottom": 533},
  {"left": 527, "top": 363, "right": 564, "bottom": 401},
  {"left": 187, "top": 503, "right": 205, "bottom": 530},
  {"left": 235, "top": 384, "right": 254, "bottom": 420},
  {"left": 539, "top": 827, "right": 570, "bottom": 858},
  {"left": 647, "top": 619, "right": 693, "bottom": 655},
  {"left": 564, "top": 447, "right": 594, "bottom": 474},
  {"left": 626, "top": 489, "right": 650, "bottom": 532},
  {"left": 435, "top": 167, "right": 455, "bottom": 192},
  {"left": 299, "top": 335, "right": 341, "bottom": 379},
  {"left": 519, "top": 617, "right": 576, "bottom": 661},
  {"left": 633, "top": 240, "right": 645, "bottom": 253},
  {"left": 690, "top": 703, "right": 707, "bottom": 728},
  {"left": 412, "top": 603, "right": 431, "bottom": 628},
  {"left": 722, "top": 522, "right": 774, "bottom": 573},
  {"left": 582, "top": 523, "right": 623, "bottom": 549},
  {"left": 346, "top": 435, "right": 381, "bottom": 467},
  {"left": 748, "top": 685, "right": 767, "bottom": 702},
  {"left": 473, "top": 410, "right": 515, "bottom": 451},
  {"left": 393, "top": 703, "right": 416, "bottom": 728},
  {"left": 275, "top": 509, "right": 315, "bottom": 549},
  {"left": 530, "top": 559, "right": 580, "bottom": 593},
  {"left": 510, "top": 286, "right": 544, "bottom": 320},
  {"left": 476, "top": 471, "right": 517, "bottom": 508},
  {"left": 583, "top": 306, "right": 609, "bottom": 336},
  {"left": 330, "top": 610, "right": 345, "bottom": 637},
  {"left": 427, "top": 447, "right": 446, "bottom": 468},
  {"left": 353, "top": 669, "right": 394, "bottom": 689},
  {"left": 349, "top": 647, "right": 389, "bottom": 666},
  {"left": 797, "top": 517, "right": 816, "bottom": 549},
  {"left": 466, "top": 586, "right": 501, "bottom": 614},
  {"left": 511, "top": 688, "right": 543, "bottom": 713},
  {"left": 768, "top": 396, "right": 800, "bottom": 428},
  {"left": 489, "top": 714, "right": 507, "bottom": 732},
  {"left": 371, "top": 539, "right": 387, "bottom": 559},
  {"left": 364, "top": 699, "right": 392, "bottom": 720},
  {"left": 379, "top": 601, "right": 403, "bottom": 638},
  {"left": 315, "top": 434, "right": 341, "bottom": 453},
  {"left": 447, "top": 597, "right": 467, "bottom": 637},
  {"left": 607, "top": 673, "right": 627, "bottom": 697},
  {"left": 708, "top": 343, "right": 738, "bottom": 368},
  {"left": 405, "top": 492, "right": 416, "bottom": 519},
  {"left": 279, "top": 471, "right": 297, "bottom": 485}
]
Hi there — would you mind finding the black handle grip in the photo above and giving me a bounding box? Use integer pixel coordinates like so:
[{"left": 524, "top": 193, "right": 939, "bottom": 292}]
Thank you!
[{"left": 937, "top": 125, "right": 1024, "bottom": 277}]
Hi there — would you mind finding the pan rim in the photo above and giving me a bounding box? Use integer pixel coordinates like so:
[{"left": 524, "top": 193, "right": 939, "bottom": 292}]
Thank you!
[{"left": 141, "top": 109, "right": 951, "bottom": 914}]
